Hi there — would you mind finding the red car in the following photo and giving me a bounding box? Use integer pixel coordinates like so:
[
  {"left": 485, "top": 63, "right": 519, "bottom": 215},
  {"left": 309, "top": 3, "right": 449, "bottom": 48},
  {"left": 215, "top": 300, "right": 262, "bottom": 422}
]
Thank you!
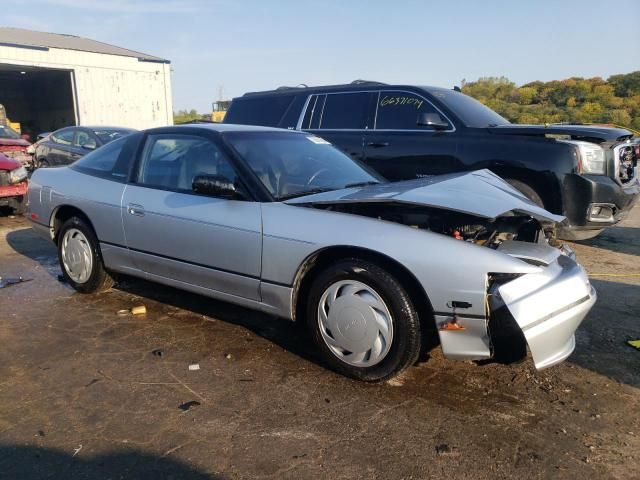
[
  {"left": 0, "top": 152, "right": 28, "bottom": 214},
  {"left": 0, "top": 124, "right": 32, "bottom": 168}
]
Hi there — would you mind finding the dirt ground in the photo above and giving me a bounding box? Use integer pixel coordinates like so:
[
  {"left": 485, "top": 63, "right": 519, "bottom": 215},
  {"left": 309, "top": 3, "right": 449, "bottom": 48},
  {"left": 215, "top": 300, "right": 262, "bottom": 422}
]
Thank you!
[{"left": 0, "top": 204, "right": 638, "bottom": 480}]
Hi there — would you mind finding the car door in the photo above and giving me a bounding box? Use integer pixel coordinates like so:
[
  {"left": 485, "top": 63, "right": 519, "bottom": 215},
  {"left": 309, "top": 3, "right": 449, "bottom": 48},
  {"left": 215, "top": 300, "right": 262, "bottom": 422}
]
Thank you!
[
  {"left": 121, "top": 131, "right": 263, "bottom": 301},
  {"left": 47, "top": 128, "right": 76, "bottom": 166},
  {"left": 72, "top": 129, "right": 99, "bottom": 163},
  {"left": 362, "top": 90, "right": 461, "bottom": 181},
  {"left": 301, "top": 91, "right": 374, "bottom": 161}
]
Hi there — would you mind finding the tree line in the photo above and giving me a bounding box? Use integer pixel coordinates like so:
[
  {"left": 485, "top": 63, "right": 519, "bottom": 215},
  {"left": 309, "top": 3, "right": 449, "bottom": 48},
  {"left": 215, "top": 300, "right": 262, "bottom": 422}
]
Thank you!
[{"left": 461, "top": 71, "right": 640, "bottom": 131}]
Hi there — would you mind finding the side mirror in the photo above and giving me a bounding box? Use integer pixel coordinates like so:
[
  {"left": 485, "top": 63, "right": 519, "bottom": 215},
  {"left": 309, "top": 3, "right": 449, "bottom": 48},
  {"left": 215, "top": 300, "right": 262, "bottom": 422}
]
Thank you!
[
  {"left": 82, "top": 142, "right": 97, "bottom": 151},
  {"left": 417, "top": 112, "right": 449, "bottom": 130},
  {"left": 193, "top": 174, "right": 238, "bottom": 199}
]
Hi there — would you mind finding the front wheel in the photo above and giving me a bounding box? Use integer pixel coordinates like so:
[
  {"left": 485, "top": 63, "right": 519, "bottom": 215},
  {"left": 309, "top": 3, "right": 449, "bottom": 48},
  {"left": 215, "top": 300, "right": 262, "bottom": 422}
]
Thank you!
[
  {"left": 306, "top": 258, "right": 422, "bottom": 381},
  {"left": 57, "top": 216, "right": 114, "bottom": 293},
  {"left": 504, "top": 178, "right": 544, "bottom": 208}
]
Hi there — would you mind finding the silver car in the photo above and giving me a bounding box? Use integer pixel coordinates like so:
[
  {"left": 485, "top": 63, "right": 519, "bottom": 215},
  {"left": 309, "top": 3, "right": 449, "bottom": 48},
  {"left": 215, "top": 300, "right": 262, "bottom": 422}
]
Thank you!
[{"left": 26, "top": 124, "right": 596, "bottom": 381}]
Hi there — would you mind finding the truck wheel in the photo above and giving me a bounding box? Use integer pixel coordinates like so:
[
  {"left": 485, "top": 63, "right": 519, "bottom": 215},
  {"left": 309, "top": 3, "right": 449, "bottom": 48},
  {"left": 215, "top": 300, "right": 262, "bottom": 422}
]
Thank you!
[
  {"left": 57, "top": 216, "right": 114, "bottom": 293},
  {"left": 505, "top": 179, "right": 544, "bottom": 208},
  {"left": 306, "top": 258, "right": 421, "bottom": 381}
]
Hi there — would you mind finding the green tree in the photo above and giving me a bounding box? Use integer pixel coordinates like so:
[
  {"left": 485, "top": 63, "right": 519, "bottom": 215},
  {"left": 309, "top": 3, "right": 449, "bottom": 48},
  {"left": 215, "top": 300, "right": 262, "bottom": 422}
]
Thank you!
[
  {"left": 462, "top": 71, "right": 640, "bottom": 130},
  {"left": 173, "top": 109, "right": 201, "bottom": 124}
]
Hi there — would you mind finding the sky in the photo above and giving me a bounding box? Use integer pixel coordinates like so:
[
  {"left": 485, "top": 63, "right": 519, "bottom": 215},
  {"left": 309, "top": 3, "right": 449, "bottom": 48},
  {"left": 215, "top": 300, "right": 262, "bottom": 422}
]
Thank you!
[{"left": 3, "top": 0, "right": 639, "bottom": 112}]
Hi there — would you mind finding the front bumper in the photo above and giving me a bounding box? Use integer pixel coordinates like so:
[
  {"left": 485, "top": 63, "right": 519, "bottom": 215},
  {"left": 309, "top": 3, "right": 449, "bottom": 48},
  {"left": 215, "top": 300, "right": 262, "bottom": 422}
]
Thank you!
[
  {"left": 492, "top": 248, "right": 596, "bottom": 370},
  {"left": 0, "top": 180, "right": 27, "bottom": 202},
  {"left": 561, "top": 173, "right": 639, "bottom": 233}
]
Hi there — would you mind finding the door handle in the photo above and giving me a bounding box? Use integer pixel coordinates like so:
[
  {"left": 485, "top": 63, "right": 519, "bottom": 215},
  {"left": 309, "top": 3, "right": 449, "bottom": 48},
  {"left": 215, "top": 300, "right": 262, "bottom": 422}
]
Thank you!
[
  {"left": 367, "top": 142, "right": 390, "bottom": 148},
  {"left": 127, "top": 203, "right": 145, "bottom": 216}
]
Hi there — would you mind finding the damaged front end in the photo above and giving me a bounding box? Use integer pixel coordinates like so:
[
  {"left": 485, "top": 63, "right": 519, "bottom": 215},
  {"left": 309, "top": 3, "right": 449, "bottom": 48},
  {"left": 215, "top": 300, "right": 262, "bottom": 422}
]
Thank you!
[
  {"left": 488, "top": 243, "right": 596, "bottom": 369},
  {"left": 433, "top": 239, "right": 595, "bottom": 370},
  {"left": 287, "top": 170, "right": 596, "bottom": 369}
]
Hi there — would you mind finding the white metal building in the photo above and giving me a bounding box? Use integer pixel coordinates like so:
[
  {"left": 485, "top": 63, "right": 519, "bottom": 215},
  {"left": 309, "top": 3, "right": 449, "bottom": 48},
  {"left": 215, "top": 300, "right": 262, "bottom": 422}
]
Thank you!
[{"left": 0, "top": 27, "right": 173, "bottom": 136}]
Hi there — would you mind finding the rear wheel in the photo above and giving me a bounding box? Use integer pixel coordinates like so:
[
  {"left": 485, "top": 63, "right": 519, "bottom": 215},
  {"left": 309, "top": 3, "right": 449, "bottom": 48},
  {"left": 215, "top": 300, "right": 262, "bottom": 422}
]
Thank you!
[
  {"left": 504, "top": 178, "right": 544, "bottom": 208},
  {"left": 57, "top": 216, "right": 114, "bottom": 293},
  {"left": 306, "top": 258, "right": 421, "bottom": 381}
]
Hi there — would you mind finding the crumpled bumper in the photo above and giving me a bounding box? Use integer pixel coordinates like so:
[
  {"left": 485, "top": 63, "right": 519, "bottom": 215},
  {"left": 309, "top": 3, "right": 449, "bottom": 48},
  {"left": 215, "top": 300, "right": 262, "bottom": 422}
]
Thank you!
[
  {"left": 0, "top": 180, "right": 28, "bottom": 199},
  {"left": 493, "top": 245, "right": 596, "bottom": 369}
]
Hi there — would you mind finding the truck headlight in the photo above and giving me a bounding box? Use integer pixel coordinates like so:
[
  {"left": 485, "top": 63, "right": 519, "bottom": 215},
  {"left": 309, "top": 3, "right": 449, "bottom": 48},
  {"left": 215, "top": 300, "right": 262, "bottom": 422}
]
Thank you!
[
  {"left": 560, "top": 140, "right": 606, "bottom": 174},
  {"left": 8, "top": 166, "right": 28, "bottom": 184}
]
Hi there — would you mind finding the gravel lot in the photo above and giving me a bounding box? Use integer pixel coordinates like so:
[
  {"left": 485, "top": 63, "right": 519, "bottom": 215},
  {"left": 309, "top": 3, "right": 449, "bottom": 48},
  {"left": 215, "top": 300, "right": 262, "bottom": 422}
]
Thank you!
[{"left": 0, "top": 205, "right": 638, "bottom": 480}]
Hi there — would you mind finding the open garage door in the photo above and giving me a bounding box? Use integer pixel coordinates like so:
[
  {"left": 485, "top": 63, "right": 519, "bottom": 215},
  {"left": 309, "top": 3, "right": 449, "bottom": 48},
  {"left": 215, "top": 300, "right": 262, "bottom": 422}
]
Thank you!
[{"left": 0, "top": 64, "right": 76, "bottom": 141}]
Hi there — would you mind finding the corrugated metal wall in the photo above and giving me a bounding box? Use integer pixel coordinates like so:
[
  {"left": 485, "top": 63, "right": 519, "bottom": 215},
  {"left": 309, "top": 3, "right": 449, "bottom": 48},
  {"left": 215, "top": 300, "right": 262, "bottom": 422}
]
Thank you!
[{"left": 0, "top": 45, "right": 173, "bottom": 129}]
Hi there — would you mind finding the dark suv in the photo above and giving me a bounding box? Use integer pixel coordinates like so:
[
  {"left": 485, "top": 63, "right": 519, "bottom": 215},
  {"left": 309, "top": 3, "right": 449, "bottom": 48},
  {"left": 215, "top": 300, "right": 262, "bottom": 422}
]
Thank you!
[{"left": 224, "top": 81, "right": 639, "bottom": 239}]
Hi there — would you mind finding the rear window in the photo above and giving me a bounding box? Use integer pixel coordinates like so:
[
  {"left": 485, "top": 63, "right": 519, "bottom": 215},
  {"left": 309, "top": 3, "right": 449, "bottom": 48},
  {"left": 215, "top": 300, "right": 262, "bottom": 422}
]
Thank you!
[
  {"left": 71, "top": 133, "right": 141, "bottom": 182},
  {"left": 224, "top": 95, "right": 295, "bottom": 127}
]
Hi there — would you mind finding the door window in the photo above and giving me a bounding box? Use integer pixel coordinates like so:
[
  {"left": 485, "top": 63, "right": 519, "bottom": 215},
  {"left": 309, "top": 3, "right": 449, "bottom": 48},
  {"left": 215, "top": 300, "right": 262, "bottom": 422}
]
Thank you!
[
  {"left": 303, "top": 92, "right": 369, "bottom": 130},
  {"left": 137, "top": 134, "right": 238, "bottom": 193},
  {"left": 52, "top": 129, "right": 75, "bottom": 145},
  {"left": 375, "top": 91, "right": 447, "bottom": 130}
]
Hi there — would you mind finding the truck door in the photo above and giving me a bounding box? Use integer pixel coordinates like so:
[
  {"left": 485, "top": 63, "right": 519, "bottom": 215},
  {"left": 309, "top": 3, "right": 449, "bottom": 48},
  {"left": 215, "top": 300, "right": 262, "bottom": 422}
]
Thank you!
[
  {"left": 363, "top": 90, "right": 461, "bottom": 181},
  {"left": 301, "top": 92, "right": 374, "bottom": 162}
]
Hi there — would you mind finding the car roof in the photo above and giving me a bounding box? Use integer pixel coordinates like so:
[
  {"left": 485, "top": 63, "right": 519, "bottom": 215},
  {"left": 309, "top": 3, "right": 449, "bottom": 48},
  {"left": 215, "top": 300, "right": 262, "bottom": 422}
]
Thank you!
[
  {"left": 156, "top": 123, "right": 299, "bottom": 134},
  {"left": 240, "top": 83, "right": 445, "bottom": 98},
  {"left": 52, "top": 126, "right": 137, "bottom": 133}
]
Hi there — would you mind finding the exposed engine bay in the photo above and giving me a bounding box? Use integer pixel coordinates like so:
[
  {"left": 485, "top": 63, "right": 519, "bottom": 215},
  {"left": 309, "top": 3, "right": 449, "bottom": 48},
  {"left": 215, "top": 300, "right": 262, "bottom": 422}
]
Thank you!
[{"left": 311, "top": 202, "right": 548, "bottom": 248}]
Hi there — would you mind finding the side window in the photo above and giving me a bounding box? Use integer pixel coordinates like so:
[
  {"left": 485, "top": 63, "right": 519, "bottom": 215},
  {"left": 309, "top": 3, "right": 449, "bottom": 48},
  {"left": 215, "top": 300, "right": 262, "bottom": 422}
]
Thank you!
[
  {"left": 317, "top": 92, "right": 369, "bottom": 130},
  {"left": 137, "top": 134, "right": 238, "bottom": 193},
  {"left": 375, "top": 91, "right": 446, "bottom": 130},
  {"left": 71, "top": 134, "right": 139, "bottom": 181},
  {"left": 52, "top": 129, "right": 74, "bottom": 145},
  {"left": 224, "top": 95, "right": 295, "bottom": 127},
  {"left": 74, "top": 130, "right": 97, "bottom": 149}
]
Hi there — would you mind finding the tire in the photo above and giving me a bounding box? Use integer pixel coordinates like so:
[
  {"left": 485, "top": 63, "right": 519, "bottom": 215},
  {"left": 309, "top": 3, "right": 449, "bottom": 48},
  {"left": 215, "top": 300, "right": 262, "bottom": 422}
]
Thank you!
[
  {"left": 306, "top": 258, "right": 421, "bottom": 381},
  {"left": 13, "top": 196, "right": 25, "bottom": 215},
  {"left": 504, "top": 178, "right": 544, "bottom": 208},
  {"left": 57, "top": 216, "right": 114, "bottom": 293}
]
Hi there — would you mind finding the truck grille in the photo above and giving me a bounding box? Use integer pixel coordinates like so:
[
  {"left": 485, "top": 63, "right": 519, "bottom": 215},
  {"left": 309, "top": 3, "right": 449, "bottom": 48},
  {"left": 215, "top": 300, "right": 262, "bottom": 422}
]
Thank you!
[{"left": 615, "top": 143, "right": 637, "bottom": 184}]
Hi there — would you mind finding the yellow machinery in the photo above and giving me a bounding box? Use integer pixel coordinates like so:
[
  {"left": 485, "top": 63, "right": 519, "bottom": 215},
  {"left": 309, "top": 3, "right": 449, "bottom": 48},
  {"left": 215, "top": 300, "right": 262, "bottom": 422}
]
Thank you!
[{"left": 211, "top": 100, "right": 231, "bottom": 123}]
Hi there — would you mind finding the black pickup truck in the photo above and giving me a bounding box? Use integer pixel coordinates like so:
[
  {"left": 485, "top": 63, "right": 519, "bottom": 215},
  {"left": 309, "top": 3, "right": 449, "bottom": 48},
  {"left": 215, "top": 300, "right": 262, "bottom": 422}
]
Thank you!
[{"left": 224, "top": 81, "right": 639, "bottom": 239}]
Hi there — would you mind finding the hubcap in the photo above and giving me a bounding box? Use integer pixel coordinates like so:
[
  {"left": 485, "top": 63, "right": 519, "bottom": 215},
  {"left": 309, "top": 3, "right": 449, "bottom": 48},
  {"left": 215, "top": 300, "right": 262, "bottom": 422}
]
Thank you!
[
  {"left": 61, "top": 228, "right": 93, "bottom": 283},
  {"left": 317, "top": 280, "right": 393, "bottom": 367}
]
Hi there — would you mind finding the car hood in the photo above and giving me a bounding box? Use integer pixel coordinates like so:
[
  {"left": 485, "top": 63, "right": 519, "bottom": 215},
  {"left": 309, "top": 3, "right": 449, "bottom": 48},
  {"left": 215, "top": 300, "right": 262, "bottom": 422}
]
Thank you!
[
  {"left": 285, "top": 169, "right": 565, "bottom": 223},
  {"left": 487, "top": 124, "right": 632, "bottom": 142},
  {"left": 0, "top": 152, "right": 21, "bottom": 170},
  {"left": 0, "top": 138, "right": 30, "bottom": 148}
]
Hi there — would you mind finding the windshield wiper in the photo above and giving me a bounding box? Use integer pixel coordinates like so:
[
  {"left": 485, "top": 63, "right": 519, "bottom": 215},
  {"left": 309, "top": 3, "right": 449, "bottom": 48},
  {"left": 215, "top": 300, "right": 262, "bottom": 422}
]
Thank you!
[
  {"left": 344, "top": 181, "right": 380, "bottom": 188},
  {"left": 278, "top": 187, "right": 335, "bottom": 201}
]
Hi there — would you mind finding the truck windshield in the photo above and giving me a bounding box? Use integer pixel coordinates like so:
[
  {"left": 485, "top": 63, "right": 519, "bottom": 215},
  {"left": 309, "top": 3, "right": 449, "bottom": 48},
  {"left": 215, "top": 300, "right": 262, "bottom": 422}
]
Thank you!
[
  {"left": 426, "top": 88, "right": 510, "bottom": 128},
  {"left": 224, "top": 131, "right": 383, "bottom": 200},
  {"left": 0, "top": 125, "right": 21, "bottom": 139}
]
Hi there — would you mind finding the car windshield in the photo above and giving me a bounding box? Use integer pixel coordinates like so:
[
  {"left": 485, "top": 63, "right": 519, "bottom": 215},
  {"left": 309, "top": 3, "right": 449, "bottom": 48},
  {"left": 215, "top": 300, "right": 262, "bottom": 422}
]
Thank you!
[
  {"left": 93, "top": 129, "right": 134, "bottom": 144},
  {"left": 225, "top": 131, "right": 383, "bottom": 200},
  {"left": 0, "top": 125, "right": 21, "bottom": 140},
  {"left": 426, "top": 88, "right": 510, "bottom": 128}
]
